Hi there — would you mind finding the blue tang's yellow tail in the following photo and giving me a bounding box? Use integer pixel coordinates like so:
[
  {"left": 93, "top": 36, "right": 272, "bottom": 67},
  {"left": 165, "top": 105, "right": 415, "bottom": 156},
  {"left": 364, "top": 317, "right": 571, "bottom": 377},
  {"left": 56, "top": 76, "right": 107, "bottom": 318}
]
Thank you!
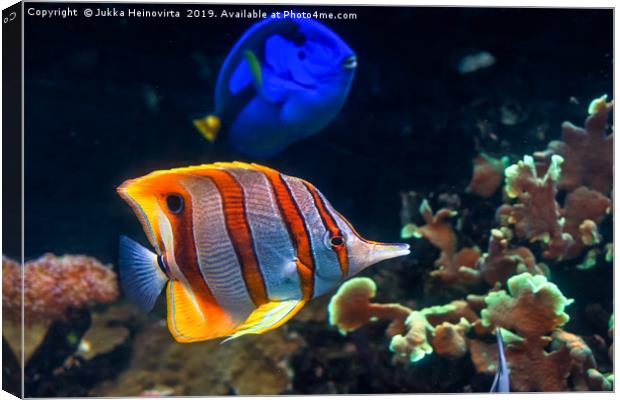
[{"left": 193, "top": 115, "right": 221, "bottom": 142}]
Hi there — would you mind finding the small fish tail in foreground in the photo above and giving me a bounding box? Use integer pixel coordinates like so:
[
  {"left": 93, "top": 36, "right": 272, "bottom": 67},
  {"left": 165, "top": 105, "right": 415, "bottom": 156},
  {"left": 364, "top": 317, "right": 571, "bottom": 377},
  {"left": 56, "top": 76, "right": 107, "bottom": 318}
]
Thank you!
[{"left": 490, "top": 328, "right": 510, "bottom": 392}]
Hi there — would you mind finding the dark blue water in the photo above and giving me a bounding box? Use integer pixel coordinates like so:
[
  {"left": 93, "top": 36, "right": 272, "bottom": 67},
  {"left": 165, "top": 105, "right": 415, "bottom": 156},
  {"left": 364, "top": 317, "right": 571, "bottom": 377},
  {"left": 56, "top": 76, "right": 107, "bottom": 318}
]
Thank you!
[{"left": 21, "top": 5, "right": 612, "bottom": 265}]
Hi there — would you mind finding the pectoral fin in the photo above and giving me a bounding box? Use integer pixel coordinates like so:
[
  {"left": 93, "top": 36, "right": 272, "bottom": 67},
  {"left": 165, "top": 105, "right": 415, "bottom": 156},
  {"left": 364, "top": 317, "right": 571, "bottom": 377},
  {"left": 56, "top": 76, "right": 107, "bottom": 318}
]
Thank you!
[
  {"left": 223, "top": 299, "right": 306, "bottom": 342},
  {"left": 118, "top": 235, "right": 167, "bottom": 312}
]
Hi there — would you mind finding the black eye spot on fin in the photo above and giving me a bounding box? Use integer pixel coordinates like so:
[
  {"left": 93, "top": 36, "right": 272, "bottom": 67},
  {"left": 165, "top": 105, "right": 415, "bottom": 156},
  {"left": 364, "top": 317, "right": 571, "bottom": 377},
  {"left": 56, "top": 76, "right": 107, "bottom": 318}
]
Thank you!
[{"left": 166, "top": 194, "right": 184, "bottom": 214}]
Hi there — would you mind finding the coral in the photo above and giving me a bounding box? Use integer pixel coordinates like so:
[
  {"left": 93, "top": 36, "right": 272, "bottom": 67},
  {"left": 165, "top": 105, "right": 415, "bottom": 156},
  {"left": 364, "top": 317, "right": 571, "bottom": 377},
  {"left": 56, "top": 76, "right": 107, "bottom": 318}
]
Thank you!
[
  {"left": 431, "top": 318, "right": 471, "bottom": 359},
  {"left": 91, "top": 322, "right": 303, "bottom": 396},
  {"left": 327, "top": 96, "right": 612, "bottom": 393},
  {"left": 468, "top": 338, "right": 498, "bottom": 375},
  {"left": 389, "top": 311, "right": 434, "bottom": 363},
  {"left": 551, "top": 329, "right": 598, "bottom": 391},
  {"left": 403, "top": 199, "right": 483, "bottom": 285},
  {"left": 2, "top": 254, "right": 119, "bottom": 324},
  {"left": 477, "top": 229, "right": 547, "bottom": 285},
  {"left": 498, "top": 155, "right": 574, "bottom": 259},
  {"left": 534, "top": 95, "right": 613, "bottom": 194},
  {"left": 480, "top": 272, "right": 573, "bottom": 338},
  {"left": 466, "top": 153, "right": 507, "bottom": 198},
  {"left": 561, "top": 186, "right": 611, "bottom": 258},
  {"left": 585, "top": 369, "right": 613, "bottom": 391},
  {"left": 504, "top": 336, "right": 572, "bottom": 391},
  {"left": 329, "top": 277, "right": 481, "bottom": 364},
  {"left": 328, "top": 277, "right": 412, "bottom": 337},
  {"left": 2, "top": 256, "right": 22, "bottom": 321},
  {"left": 431, "top": 247, "right": 482, "bottom": 285},
  {"left": 412, "top": 199, "right": 458, "bottom": 253},
  {"left": 422, "top": 300, "right": 479, "bottom": 326},
  {"left": 328, "top": 267, "right": 595, "bottom": 392},
  {"left": 75, "top": 305, "right": 132, "bottom": 361}
]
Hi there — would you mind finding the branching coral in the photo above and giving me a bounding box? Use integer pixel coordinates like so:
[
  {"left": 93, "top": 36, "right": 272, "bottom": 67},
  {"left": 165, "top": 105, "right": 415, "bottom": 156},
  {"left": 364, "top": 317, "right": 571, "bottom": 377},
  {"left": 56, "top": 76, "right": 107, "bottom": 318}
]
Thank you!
[
  {"left": 401, "top": 199, "right": 482, "bottom": 285},
  {"left": 329, "top": 277, "right": 480, "bottom": 364},
  {"left": 411, "top": 199, "right": 458, "bottom": 253},
  {"left": 477, "top": 229, "right": 547, "bottom": 285},
  {"left": 466, "top": 153, "right": 507, "bottom": 198},
  {"left": 431, "top": 318, "right": 471, "bottom": 359},
  {"left": 534, "top": 95, "right": 613, "bottom": 194},
  {"left": 550, "top": 329, "right": 604, "bottom": 391},
  {"left": 431, "top": 247, "right": 481, "bottom": 285},
  {"left": 480, "top": 272, "right": 573, "bottom": 337},
  {"left": 328, "top": 277, "right": 412, "bottom": 337},
  {"left": 390, "top": 311, "right": 434, "bottom": 363},
  {"left": 503, "top": 336, "right": 572, "bottom": 391},
  {"left": 561, "top": 186, "right": 611, "bottom": 258},
  {"left": 328, "top": 96, "right": 613, "bottom": 393},
  {"left": 498, "top": 155, "right": 574, "bottom": 259},
  {"left": 328, "top": 272, "right": 587, "bottom": 391},
  {"left": 2, "top": 254, "right": 119, "bottom": 324}
]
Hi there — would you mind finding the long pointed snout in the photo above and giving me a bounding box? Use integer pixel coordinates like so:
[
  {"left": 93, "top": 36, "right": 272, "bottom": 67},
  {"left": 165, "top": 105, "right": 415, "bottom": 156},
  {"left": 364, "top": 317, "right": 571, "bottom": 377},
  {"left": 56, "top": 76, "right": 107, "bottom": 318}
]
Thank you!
[
  {"left": 349, "top": 239, "right": 411, "bottom": 276},
  {"left": 368, "top": 242, "right": 411, "bottom": 264}
]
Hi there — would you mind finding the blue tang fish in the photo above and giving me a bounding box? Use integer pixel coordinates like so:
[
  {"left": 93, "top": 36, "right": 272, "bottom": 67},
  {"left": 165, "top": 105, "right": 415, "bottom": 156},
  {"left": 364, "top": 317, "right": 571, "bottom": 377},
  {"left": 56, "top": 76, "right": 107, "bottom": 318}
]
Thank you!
[{"left": 193, "top": 17, "right": 357, "bottom": 158}]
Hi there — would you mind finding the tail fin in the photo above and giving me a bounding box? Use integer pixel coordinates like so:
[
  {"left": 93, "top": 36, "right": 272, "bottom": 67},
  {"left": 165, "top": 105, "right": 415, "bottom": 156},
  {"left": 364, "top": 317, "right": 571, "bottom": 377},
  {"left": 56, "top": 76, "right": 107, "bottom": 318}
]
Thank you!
[
  {"left": 119, "top": 235, "right": 168, "bottom": 312},
  {"left": 490, "top": 328, "right": 510, "bottom": 392},
  {"left": 193, "top": 115, "right": 221, "bottom": 142}
]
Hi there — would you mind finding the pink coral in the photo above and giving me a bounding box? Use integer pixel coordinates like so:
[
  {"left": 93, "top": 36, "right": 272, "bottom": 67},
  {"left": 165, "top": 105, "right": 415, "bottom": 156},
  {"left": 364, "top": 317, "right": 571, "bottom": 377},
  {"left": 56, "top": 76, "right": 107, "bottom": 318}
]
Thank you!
[
  {"left": 466, "top": 153, "right": 506, "bottom": 198},
  {"left": 561, "top": 186, "right": 611, "bottom": 258},
  {"left": 505, "top": 336, "right": 572, "bottom": 391},
  {"left": 534, "top": 95, "right": 613, "bottom": 194},
  {"left": 498, "top": 155, "right": 574, "bottom": 259},
  {"left": 2, "top": 254, "right": 119, "bottom": 324},
  {"left": 408, "top": 200, "right": 482, "bottom": 285},
  {"left": 328, "top": 277, "right": 412, "bottom": 337},
  {"left": 431, "top": 319, "right": 471, "bottom": 359},
  {"left": 431, "top": 247, "right": 481, "bottom": 285},
  {"left": 415, "top": 199, "right": 457, "bottom": 255},
  {"left": 551, "top": 329, "right": 598, "bottom": 391},
  {"left": 477, "top": 229, "right": 547, "bottom": 285},
  {"left": 480, "top": 272, "right": 573, "bottom": 338}
]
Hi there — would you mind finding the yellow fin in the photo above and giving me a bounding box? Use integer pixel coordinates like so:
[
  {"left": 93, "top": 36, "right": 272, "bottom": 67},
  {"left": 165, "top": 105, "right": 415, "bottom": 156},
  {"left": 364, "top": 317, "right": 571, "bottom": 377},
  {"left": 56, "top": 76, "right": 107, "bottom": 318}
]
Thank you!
[
  {"left": 212, "top": 161, "right": 265, "bottom": 170},
  {"left": 166, "top": 279, "right": 234, "bottom": 343},
  {"left": 224, "top": 299, "right": 306, "bottom": 342},
  {"left": 193, "top": 115, "right": 221, "bottom": 142}
]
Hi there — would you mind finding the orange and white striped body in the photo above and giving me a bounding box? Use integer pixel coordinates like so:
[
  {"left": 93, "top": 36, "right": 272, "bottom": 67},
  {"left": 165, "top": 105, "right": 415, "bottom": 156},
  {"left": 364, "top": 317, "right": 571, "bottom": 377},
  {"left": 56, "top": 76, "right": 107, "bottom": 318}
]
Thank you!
[{"left": 117, "top": 162, "right": 410, "bottom": 342}]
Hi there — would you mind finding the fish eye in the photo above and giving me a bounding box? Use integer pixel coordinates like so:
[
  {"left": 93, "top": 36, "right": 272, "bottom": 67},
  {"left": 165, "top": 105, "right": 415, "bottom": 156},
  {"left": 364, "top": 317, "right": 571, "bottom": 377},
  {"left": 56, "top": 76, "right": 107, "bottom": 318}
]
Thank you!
[
  {"left": 166, "top": 193, "right": 184, "bottom": 214},
  {"left": 298, "top": 51, "right": 306, "bottom": 60},
  {"left": 330, "top": 236, "right": 345, "bottom": 247}
]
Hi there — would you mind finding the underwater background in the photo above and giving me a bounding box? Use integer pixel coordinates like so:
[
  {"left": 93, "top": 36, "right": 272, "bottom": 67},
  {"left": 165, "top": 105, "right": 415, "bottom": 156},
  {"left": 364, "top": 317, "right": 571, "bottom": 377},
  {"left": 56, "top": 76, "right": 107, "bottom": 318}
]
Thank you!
[{"left": 3, "top": 3, "right": 613, "bottom": 396}]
